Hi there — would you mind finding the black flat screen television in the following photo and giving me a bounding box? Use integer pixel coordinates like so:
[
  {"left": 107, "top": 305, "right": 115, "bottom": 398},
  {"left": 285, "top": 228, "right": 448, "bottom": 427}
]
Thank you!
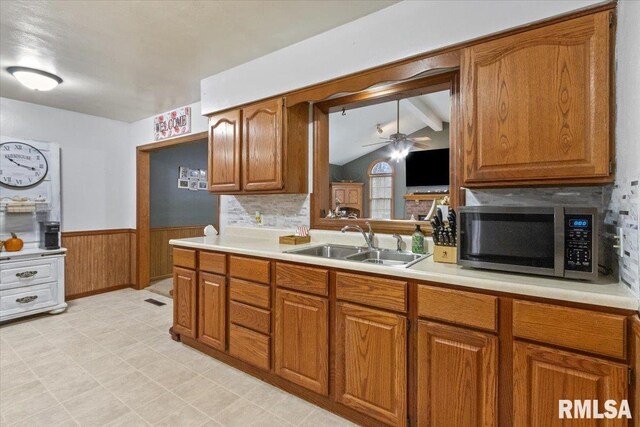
[{"left": 405, "top": 148, "right": 450, "bottom": 186}]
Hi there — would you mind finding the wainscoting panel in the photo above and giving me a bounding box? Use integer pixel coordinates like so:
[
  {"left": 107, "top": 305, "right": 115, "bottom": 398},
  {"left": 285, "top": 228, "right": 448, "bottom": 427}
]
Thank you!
[
  {"left": 150, "top": 225, "right": 204, "bottom": 281},
  {"left": 61, "top": 229, "right": 134, "bottom": 299}
]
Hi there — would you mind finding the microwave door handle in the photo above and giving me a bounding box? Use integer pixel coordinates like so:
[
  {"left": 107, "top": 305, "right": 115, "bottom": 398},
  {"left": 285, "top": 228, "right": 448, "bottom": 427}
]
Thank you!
[{"left": 554, "top": 207, "right": 565, "bottom": 277}]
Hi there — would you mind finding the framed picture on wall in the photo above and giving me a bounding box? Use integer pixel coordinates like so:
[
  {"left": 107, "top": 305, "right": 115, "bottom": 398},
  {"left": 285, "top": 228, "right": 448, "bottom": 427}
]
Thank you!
[
  {"left": 178, "top": 166, "right": 188, "bottom": 179},
  {"left": 198, "top": 180, "right": 208, "bottom": 190},
  {"left": 177, "top": 178, "right": 189, "bottom": 189},
  {"left": 199, "top": 169, "right": 207, "bottom": 180},
  {"left": 189, "top": 178, "right": 198, "bottom": 191},
  {"left": 189, "top": 169, "right": 200, "bottom": 179}
]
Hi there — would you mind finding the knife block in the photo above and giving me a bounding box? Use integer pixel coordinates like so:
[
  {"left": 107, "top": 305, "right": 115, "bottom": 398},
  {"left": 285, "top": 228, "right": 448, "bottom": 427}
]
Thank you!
[{"left": 433, "top": 245, "right": 457, "bottom": 264}]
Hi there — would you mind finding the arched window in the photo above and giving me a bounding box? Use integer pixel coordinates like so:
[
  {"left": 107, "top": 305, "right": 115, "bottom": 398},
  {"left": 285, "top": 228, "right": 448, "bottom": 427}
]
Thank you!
[{"left": 368, "top": 160, "right": 394, "bottom": 219}]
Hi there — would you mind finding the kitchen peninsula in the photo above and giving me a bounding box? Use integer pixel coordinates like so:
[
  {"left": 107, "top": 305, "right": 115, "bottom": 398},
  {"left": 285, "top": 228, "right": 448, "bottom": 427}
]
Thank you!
[{"left": 170, "top": 227, "right": 638, "bottom": 427}]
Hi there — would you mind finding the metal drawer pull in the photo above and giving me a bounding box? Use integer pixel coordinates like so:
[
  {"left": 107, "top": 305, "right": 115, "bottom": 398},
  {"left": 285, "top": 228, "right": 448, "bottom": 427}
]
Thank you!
[
  {"left": 16, "top": 271, "right": 38, "bottom": 279},
  {"left": 16, "top": 295, "right": 38, "bottom": 304}
]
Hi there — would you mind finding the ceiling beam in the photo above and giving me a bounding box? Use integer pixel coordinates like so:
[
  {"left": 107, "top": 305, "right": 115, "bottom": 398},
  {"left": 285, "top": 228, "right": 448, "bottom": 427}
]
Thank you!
[{"left": 405, "top": 98, "right": 443, "bottom": 132}]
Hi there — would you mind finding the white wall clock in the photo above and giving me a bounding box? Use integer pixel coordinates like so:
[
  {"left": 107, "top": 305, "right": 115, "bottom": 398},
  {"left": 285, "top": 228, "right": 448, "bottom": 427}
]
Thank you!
[{"left": 0, "top": 142, "right": 49, "bottom": 188}]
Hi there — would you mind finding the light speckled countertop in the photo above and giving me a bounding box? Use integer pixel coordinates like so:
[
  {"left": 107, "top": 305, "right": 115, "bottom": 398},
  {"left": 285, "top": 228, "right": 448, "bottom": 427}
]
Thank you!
[{"left": 169, "top": 227, "right": 638, "bottom": 312}]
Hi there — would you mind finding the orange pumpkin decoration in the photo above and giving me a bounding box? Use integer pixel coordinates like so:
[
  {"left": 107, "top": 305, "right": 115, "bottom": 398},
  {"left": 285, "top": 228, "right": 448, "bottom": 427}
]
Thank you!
[{"left": 5, "top": 233, "right": 24, "bottom": 252}]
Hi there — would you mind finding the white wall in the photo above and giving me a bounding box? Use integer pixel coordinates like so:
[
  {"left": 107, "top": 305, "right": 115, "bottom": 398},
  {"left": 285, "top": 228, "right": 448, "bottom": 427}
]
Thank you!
[
  {"left": 123, "top": 100, "right": 208, "bottom": 228},
  {"left": 0, "top": 97, "right": 130, "bottom": 232},
  {"left": 615, "top": 0, "right": 640, "bottom": 179},
  {"left": 613, "top": 0, "right": 640, "bottom": 298},
  {"left": 201, "top": 0, "right": 600, "bottom": 114}
]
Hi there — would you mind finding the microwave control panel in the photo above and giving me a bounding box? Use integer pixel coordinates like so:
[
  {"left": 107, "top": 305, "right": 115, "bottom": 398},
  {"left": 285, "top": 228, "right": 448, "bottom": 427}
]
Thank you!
[{"left": 564, "top": 214, "right": 594, "bottom": 272}]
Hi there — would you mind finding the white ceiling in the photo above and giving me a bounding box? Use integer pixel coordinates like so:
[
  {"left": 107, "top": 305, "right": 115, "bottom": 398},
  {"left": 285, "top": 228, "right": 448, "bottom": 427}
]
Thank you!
[
  {"left": 329, "top": 91, "right": 451, "bottom": 165},
  {"left": 0, "top": 0, "right": 397, "bottom": 122}
]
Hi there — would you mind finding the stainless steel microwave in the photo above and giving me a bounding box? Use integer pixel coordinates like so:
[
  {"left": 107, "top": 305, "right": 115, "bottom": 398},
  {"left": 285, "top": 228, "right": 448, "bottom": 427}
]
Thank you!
[{"left": 457, "top": 206, "right": 598, "bottom": 280}]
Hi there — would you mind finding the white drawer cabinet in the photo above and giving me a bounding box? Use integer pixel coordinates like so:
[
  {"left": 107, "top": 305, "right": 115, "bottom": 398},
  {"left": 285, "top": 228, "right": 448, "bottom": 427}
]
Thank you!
[
  {"left": 1, "top": 282, "right": 58, "bottom": 317},
  {"left": 1, "top": 257, "right": 58, "bottom": 290},
  {"left": 0, "top": 250, "right": 67, "bottom": 322}
]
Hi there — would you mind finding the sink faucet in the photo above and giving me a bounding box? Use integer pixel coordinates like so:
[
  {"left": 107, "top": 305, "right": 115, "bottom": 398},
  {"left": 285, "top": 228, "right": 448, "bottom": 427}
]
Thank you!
[
  {"left": 392, "top": 234, "right": 404, "bottom": 252},
  {"left": 341, "top": 222, "right": 376, "bottom": 250}
]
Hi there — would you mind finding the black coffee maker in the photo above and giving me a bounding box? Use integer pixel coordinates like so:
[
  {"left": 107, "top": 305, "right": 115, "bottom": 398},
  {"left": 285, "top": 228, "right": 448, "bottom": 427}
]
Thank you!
[{"left": 39, "top": 221, "right": 60, "bottom": 250}]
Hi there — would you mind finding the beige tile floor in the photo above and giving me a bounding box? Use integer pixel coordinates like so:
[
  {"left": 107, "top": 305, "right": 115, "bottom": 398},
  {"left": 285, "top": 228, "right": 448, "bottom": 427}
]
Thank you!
[{"left": 0, "top": 289, "right": 356, "bottom": 427}]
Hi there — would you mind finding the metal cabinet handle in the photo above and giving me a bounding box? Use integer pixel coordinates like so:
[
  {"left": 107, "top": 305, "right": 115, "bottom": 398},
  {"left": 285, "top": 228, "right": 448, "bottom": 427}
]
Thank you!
[
  {"left": 16, "top": 271, "right": 37, "bottom": 279},
  {"left": 16, "top": 295, "right": 38, "bottom": 304}
]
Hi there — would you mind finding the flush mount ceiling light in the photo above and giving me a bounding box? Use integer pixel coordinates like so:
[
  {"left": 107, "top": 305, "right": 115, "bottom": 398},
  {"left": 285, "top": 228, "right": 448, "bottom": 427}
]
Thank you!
[{"left": 7, "top": 66, "right": 63, "bottom": 91}]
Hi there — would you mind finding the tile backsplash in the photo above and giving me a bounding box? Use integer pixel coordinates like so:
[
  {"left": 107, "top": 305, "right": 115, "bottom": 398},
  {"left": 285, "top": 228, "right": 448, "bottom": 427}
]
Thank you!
[
  {"left": 220, "top": 194, "right": 310, "bottom": 231},
  {"left": 605, "top": 177, "right": 639, "bottom": 297},
  {"left": 465, "top": 186, "right": 612, "bottom": 211}
]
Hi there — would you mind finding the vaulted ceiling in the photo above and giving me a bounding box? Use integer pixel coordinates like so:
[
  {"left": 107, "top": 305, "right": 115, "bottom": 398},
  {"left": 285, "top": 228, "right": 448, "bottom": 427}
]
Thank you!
[
  {"left": 329, "top": 91, "right": 451, "bottom": 165},
  {"left": 0, "top": 0, "right": 397, "bottom": 122}
]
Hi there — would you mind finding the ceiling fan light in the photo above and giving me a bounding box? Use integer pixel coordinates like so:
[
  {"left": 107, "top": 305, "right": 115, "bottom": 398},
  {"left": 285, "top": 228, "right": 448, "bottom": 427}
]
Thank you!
[{"left": 7, "top": 66, "right": 63, "bottom": 91}]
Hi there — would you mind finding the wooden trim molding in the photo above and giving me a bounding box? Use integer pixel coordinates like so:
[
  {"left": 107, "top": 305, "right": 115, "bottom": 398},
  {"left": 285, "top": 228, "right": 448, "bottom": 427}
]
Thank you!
[
  {"left": 66, "top": 284, "right": 134, "bottom": 301},
  {"left": 61, "top": 228, "right": 134, "bottom": 237},
  {"left": 311, "top": 72, "right": 461, "bottom": 235},
  {"left": 136, "top": 131, "right": 218, "bottom": 289}
]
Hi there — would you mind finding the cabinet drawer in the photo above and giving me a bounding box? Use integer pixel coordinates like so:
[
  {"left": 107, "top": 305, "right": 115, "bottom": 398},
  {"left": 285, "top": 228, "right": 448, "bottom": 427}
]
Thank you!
[
  {"left": 418, "top": 284, "right": 497, "bottom": 332},
  {"left": 1, "top": 257, "right": 58, "bottom": 290},
  {"left": 229, "top": 256, "right": 270, "bottom": 284},
  {"left": 229, "top": 324, "right": 270, "bottom": 370},
  {"left": 173, "top": 248, "right": 196, "bottom": 269},
  {"left": 336, "top": 272, "right": 406, "bottom": 312},
  {"left": 513, "top": 300, "right": 626, "bottom": 359},
  {"left": 276, "top": 263, "right": 328, "bottom": 296},
  {"left": 199, "top": 251, "right": 226, "bottom": 275},
  {"left": 1, "top": 282, "right": 57, "bottom": 317},
  {"left": 230, "top": 301, "right": 270, "bottom": 335},
  {"left": 229, "top": 279, "right": 270, "bottom": 309}
]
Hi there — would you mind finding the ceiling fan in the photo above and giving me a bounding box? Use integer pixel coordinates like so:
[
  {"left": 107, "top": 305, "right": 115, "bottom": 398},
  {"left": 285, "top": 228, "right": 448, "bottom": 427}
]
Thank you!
[{"left": 363, "top": 99, "right": 431, "bottom": 160}]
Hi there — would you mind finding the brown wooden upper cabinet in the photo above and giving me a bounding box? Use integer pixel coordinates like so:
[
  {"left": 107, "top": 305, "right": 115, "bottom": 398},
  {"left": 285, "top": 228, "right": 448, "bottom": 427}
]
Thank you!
[
  {"left": 462, "top": 11, "right": 612, "bottom": 186},
  {"left": 243, "top": 98, "right": 284, "bottom": 191},
  {"left": 208, "top": 97, "right": 309, "bottom": 194},
  {"left": 208, "top": 110, "right": 242, "bottom": 192}
]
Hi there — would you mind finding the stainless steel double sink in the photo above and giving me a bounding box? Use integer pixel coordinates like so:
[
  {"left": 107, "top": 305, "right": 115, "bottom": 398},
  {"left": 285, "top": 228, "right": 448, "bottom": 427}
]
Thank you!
[{"left": 285, "top": 244, "right": 429, "bottom": 268}]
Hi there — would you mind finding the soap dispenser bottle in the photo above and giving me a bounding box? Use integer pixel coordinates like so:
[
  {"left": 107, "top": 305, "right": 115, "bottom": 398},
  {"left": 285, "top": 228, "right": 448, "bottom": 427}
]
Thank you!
[{"left": 412, "top": 224, "right": 425, "bottom": 254}]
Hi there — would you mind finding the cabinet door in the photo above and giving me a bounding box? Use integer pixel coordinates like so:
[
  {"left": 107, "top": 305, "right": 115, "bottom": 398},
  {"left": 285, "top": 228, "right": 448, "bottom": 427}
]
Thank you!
[
  {"left": 173, "top": 266, "right": 196, "bottom": 339},
  {"left": 242, "top": 98, "right": 283, "bottom": 191},
  {"left": 333, "top": 188, "right": 346, "bottom": 208},
  {"left": 275, "top": 289, "right": 328, "bottom": 395},
  {"left": 198, "top": 272, "right": 226, "bottom": 351},
  {"left": 347, "top": 188, "right": 360, "bottom": 205},
  {"left": 209, "top": 110, "right": 241, "bottom": 192},
  {"left": 417, "top": 321, "right": 497, "bottom": 427},
  {"left": 462, "top": 12, "right": 611, "bottom": 185},
  {"left": 513, "top": 341, "right": 628, "bottom": 427},
  {"left": 335, "top": 302, "right": 406, "bottom": 427}
]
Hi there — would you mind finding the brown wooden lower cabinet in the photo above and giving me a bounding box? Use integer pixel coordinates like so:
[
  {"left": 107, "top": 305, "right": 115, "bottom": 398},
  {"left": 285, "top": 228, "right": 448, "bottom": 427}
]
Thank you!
[
  {"left": 274, "top": 289, "right": 328, "bottom": 395},
  {"left": 229, "top": 323, "right": 270, "bottom": 370},
  {"left": 335, "top": 302, "right": 407, "bottom": 427},
  {"left": 417, "top": 321, "right": 497, "bottom": 427},
  {"left": 198, "top": 272, "right": 225, "bottom": 351},
  {"left": 513, "top": 341, "right": 628, "bottom": 427},
  {"left": 172, "top": 266, "right": 196, "bottom": 339},
  {"left": 172, "top": 251, "right": 638, "bottom": 427}
]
